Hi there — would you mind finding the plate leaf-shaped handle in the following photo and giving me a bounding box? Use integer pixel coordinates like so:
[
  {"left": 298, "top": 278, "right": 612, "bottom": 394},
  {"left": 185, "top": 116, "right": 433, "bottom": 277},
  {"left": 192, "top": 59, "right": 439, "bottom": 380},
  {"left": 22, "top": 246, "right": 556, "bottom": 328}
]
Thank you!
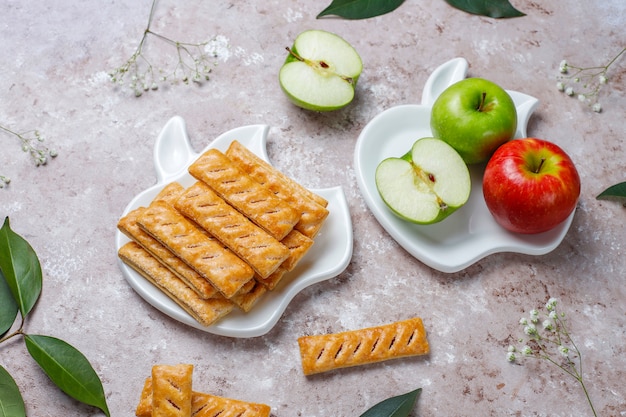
[
  {"left": 153, "top": 116, "right": 196, "bottom": 183},
  {"left": 420, "top": 57, "right": 469, "bottom": 106}
]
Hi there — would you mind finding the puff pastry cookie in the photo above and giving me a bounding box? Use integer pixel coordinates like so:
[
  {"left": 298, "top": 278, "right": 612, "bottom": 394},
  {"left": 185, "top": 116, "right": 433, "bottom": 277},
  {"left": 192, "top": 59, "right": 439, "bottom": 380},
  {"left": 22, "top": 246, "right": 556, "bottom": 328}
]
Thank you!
[
  {"left": 188, "top": 148, "right": 300, "bottom": 240},
  {"left": 175, "top": 181, "right": 290, "bottom": 278},
  {"left": 297, "top": 317, "right": 430, "bottom": 375},
  {"left": 226, "top": 140, "right": 329, "bottom": 238},
  {"left": 136, "top": 369, "right": 271, "bottom": 417},
  {"left": 118, "top": 242, "right": 233, "bottom": 326},
  {"left": 151, "top": 364, "right": 194, "bottom": 417},
  {"left": 137, "top": 201, "right": 254, "bottom": 299}
]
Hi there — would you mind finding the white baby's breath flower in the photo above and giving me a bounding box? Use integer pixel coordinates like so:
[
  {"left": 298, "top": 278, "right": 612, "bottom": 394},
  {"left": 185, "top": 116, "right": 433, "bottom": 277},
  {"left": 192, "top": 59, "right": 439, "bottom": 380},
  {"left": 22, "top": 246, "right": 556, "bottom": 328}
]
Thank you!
[
  {"left": 522, "top": 346, "right": 533, "bottom": 356},
  {"left": 559, "top": 60, "right": 568, "bottom": 73},
  {"left": 543, "top": 319, "right": 554, "bottom": 331},
  {"left": 556, "top": 81, "right": 565, "bottom": 91},
  {"left": 520, "top": 317, "right": 528, "bottom": 326},
  {"left": 546, "top": 298, "right": 558, "bottom": 311},
  {"left": 558, "top": 345, "right": 570, "bottom": 357},
  {"left": 507, "top": 351, "right": 516, "bottom": 362},
  {"left": 524, "top": 323, "right": 537, "bottom": 336},
  {"left": 599, "top": 75, "right": 607, "bottom": 84},
  {"left": 592, "top": 103, "right": 602, "bottom": 113},
  {"left": 565, "top": 87, "right": 574, "bottom": 96},
  {"left": 578, "top": 94, "right": 586, "bottom": 102}
]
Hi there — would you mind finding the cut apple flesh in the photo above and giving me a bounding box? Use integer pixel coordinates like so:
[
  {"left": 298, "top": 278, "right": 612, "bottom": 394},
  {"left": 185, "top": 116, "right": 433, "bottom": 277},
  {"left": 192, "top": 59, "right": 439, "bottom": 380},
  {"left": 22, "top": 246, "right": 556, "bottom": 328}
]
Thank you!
[
  {"left": 375, "top": 138, "right": 471, "bottom": 224},
  {"left": 279, "top": 30, "right": 362, "bottom": 111}
]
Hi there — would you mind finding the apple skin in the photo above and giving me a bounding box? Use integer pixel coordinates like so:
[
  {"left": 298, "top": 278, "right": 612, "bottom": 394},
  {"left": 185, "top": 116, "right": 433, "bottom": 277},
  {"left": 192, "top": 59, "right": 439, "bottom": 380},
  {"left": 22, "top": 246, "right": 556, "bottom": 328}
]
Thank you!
[
  {"left": 430, "top": 77, "right": 517, "bottom": 164},
  {"left": 482, "top": 138, "right": 581, "bottom": 234}
]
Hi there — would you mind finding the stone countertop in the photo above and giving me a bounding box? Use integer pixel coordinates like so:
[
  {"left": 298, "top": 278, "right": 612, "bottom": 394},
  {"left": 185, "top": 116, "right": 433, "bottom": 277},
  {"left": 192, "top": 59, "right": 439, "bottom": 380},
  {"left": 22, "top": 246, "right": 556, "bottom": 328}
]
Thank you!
[{"left": 1, "top": 1, "right": 625, "bottom": 416}]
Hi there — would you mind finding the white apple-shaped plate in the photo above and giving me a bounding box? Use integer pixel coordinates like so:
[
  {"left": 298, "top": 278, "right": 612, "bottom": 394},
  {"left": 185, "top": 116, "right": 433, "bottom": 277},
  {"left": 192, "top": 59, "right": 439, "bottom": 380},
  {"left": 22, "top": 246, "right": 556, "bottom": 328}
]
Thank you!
[
  {"left": 354, "top": 57, "right": 576, "bottom": 273},
  {"left": 115, "top": 117, "right": 353, "bottom": 337}
]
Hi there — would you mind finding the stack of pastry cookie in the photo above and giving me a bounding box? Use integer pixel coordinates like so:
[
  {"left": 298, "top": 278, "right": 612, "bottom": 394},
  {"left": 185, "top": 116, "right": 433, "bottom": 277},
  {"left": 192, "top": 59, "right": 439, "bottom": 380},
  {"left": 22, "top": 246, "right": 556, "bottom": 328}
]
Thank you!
[
  {"left": 135, "top": 364, "right": 271, "bottom": 417},
  {"left": 118, "top": 140, "right": 329, "bottom": 326}
]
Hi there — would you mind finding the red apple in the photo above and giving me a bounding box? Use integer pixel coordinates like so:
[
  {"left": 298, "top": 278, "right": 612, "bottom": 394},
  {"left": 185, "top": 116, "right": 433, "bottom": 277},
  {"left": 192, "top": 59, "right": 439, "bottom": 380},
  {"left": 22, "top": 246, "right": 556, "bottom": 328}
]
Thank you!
[{"left": 482, "top": 138, "right": 580, "bottom": 234}]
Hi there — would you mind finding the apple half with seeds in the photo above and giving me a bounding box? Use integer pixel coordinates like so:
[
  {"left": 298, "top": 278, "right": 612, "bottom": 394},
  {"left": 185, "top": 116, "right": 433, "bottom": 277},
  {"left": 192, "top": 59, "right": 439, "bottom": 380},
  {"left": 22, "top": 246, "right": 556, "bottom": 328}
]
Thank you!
[
  {"left": 279, "top": 29, "right": 362, "bottom": 111},
  {"left": 375, "top": 138, "right": 471, "bottom": 224}
]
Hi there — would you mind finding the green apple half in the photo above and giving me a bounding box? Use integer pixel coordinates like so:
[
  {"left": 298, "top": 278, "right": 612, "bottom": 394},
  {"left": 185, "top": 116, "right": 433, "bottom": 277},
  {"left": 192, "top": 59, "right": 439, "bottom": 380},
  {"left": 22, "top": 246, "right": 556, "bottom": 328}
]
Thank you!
[
  {"left": 375, "top": 138, "right": 471, "bottom": 224},
  {"left": 430, "top": 77, "right": 517, "bottom": 164},
  {"left": 279, "top": 30, "right": 362, "bottom": 111}
]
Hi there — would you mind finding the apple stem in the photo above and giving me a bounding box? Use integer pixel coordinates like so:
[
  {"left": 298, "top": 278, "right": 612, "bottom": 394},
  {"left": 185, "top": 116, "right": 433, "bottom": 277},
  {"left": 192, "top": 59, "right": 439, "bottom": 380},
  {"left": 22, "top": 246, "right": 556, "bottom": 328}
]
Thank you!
[
  {"left": 535, "top": 158, "right": 546, "bottom": 173},
  {"left": 286, "top": 47, "right": 304, "bottom": 62},
  {"left": 477, "top": 92, "right": 487, "bottom": 112}
]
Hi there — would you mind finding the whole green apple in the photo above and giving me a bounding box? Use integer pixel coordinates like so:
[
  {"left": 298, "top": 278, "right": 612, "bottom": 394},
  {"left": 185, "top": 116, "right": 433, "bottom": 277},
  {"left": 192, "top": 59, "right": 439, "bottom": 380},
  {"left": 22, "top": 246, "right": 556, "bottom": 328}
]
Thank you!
[
  {"left": 482, "top": 138, "right": 580, "bottom": 234},
  {"left": 279, "top": 30, "right": 362, "bottom": 112},
  {"left": 430, "top": 78, "right": 517, "bottom": 164}
]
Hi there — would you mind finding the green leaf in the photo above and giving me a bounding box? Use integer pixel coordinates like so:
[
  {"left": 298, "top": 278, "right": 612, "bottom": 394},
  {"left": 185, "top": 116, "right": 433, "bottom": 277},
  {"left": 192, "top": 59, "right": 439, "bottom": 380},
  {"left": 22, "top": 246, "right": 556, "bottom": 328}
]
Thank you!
[
  {"left": 359, "top": 388, "right": 422, "bottom": 417},
  {"left": 0, "top": 217, "right": 42, "bottom": 318},
  {"left": 0, "top": 269, "right": 18, "bottom": 337},
  {"left": 24, "top": 335, "right": 110, "bottom": 416},
  {"left": 0, "top": 365, "right": 26, "bottom": 417},
  {"left": 317, "top": 0, "right": 406, "bottom": 19},
  {"left": 597, "top": 181, "right": 626, "bottom": 200},
  {"left": 444, "top": 0, "right": 525, "bottom": 18}
]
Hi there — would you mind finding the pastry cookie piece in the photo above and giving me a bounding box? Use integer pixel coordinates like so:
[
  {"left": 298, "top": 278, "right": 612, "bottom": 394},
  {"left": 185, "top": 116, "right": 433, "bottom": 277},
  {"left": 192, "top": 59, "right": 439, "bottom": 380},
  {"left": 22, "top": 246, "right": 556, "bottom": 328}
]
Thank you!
[
  {"left": 117, "top": 207, "right": 218, "bottom": 299},
  {"left": 118, "top": 242, "right": 234, "bottom": 327},
  {"left": 255, "top": 230, "right": 314, "bottom": 290},
  {"left": 175, "top": 181, "right": 290, "bottom": 278},
  {"left": 135, "top": 377, "right": 153, "bottom": 417},
  {"left": 135, "top": 376, "right": 271, "bottom": 417},
  {"left": 151, "top": 364, "right": 194, "bottom": 417},
  {"left": 188, "top": 148, "right": 299, "bottom": 240},
  {"left": 192, "top": 392, "right": 271, "bottom": 417},
  {"left": 226, "top": 140, "right": 329, "bottom": 238},
  {"left": 229, "top": 278, "right": 267, "bottom": 313},
  {"left": 137, "top": 201, "right": 254, "bottom": 299},
  {"left": 297, "top": 317, "right": 429, "bottom": 375}
]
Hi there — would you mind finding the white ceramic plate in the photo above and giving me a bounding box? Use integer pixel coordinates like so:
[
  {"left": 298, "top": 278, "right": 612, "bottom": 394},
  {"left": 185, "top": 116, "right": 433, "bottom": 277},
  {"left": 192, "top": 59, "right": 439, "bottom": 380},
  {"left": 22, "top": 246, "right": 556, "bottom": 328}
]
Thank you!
[
  {"left": 354, "top": 57, "right": 575, "bottom": 273},
  {"left": 115, "top": 117, "right": 353, "bottom": 337}
]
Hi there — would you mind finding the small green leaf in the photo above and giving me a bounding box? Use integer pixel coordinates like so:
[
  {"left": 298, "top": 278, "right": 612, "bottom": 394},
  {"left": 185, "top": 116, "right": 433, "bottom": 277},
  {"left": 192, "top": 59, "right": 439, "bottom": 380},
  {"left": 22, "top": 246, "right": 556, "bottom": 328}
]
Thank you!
[
  {"left": 0, "top": 269, "right": 19, "bottom": 337},
  {"left": 444, "top": 0, "right": 525, "bottom": 18},
  {"left": 597, "top": 181, "right": 626, "bottom": 200},
  {"left": 24, "top": 335, "right": 110, "bottom": 417},
  {"left": 317, "top": 0, "right": 406, "bottom": 19},
  {"left": 359, "top": 388, "right": 422, "bottom": 417},
  {"left": 0, "top": 217, "right": 42, "bottom": 318},
  {"left": 0, "top": 365, "right": 26, "bottom": 417}
]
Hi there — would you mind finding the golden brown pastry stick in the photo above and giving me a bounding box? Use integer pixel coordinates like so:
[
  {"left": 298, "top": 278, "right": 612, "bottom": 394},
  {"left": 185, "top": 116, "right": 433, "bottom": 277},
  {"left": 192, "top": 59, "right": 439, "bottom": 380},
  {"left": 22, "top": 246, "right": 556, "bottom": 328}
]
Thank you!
[
  {"left": 226, "top": 140, "right": 328, "bottom": 208},
  {"left": 135, "top": 377, "right": 153, "bottom": 417},
  {"left": 153, "top": 182, "right": 186, "bottom": 205},
  {"left": 136, "top": 377, "right": 271, "bottom": 417},
  {"left": 175, "top": 181, "right": 290, "bottom": 278},
  {"left": 188, "top": 148, "right": 300, "bottom": 240},
  {"left": 254, "top": 230, "right": 313, "bottom": 290},
  {"left": 226, "top": 140, "right": 329, "bottom": 238},
  {"left": 151, "top": 364, "right": 194, "bottom": 417},
  {"left": 229, "top": 278, "right": 267, "bottom": 313},
  {"left": 297, "top": 317, "right": 430, "bottom": 375},
  {"left": 136, "top": 201, "right": 254, "bottom": 299},
  {"left": 191, "top": 392, "right": 271, "bottom": 417},
  {"left": 278, "top": 229, "right": 314, "bottom": 272},
  {"left": 118, "top": 207, "right": 219, "bottom": 299},
  {"left": 118, "top": 242, "right": 234, "bottom": 327}
]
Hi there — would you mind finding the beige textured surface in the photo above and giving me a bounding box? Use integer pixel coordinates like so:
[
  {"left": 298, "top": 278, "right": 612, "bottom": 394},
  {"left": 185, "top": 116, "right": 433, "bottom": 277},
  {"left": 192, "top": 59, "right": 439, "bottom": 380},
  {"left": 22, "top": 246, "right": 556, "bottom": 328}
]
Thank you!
[{"left": 0, "top": 1, "right": 624, "bottom": 416}]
